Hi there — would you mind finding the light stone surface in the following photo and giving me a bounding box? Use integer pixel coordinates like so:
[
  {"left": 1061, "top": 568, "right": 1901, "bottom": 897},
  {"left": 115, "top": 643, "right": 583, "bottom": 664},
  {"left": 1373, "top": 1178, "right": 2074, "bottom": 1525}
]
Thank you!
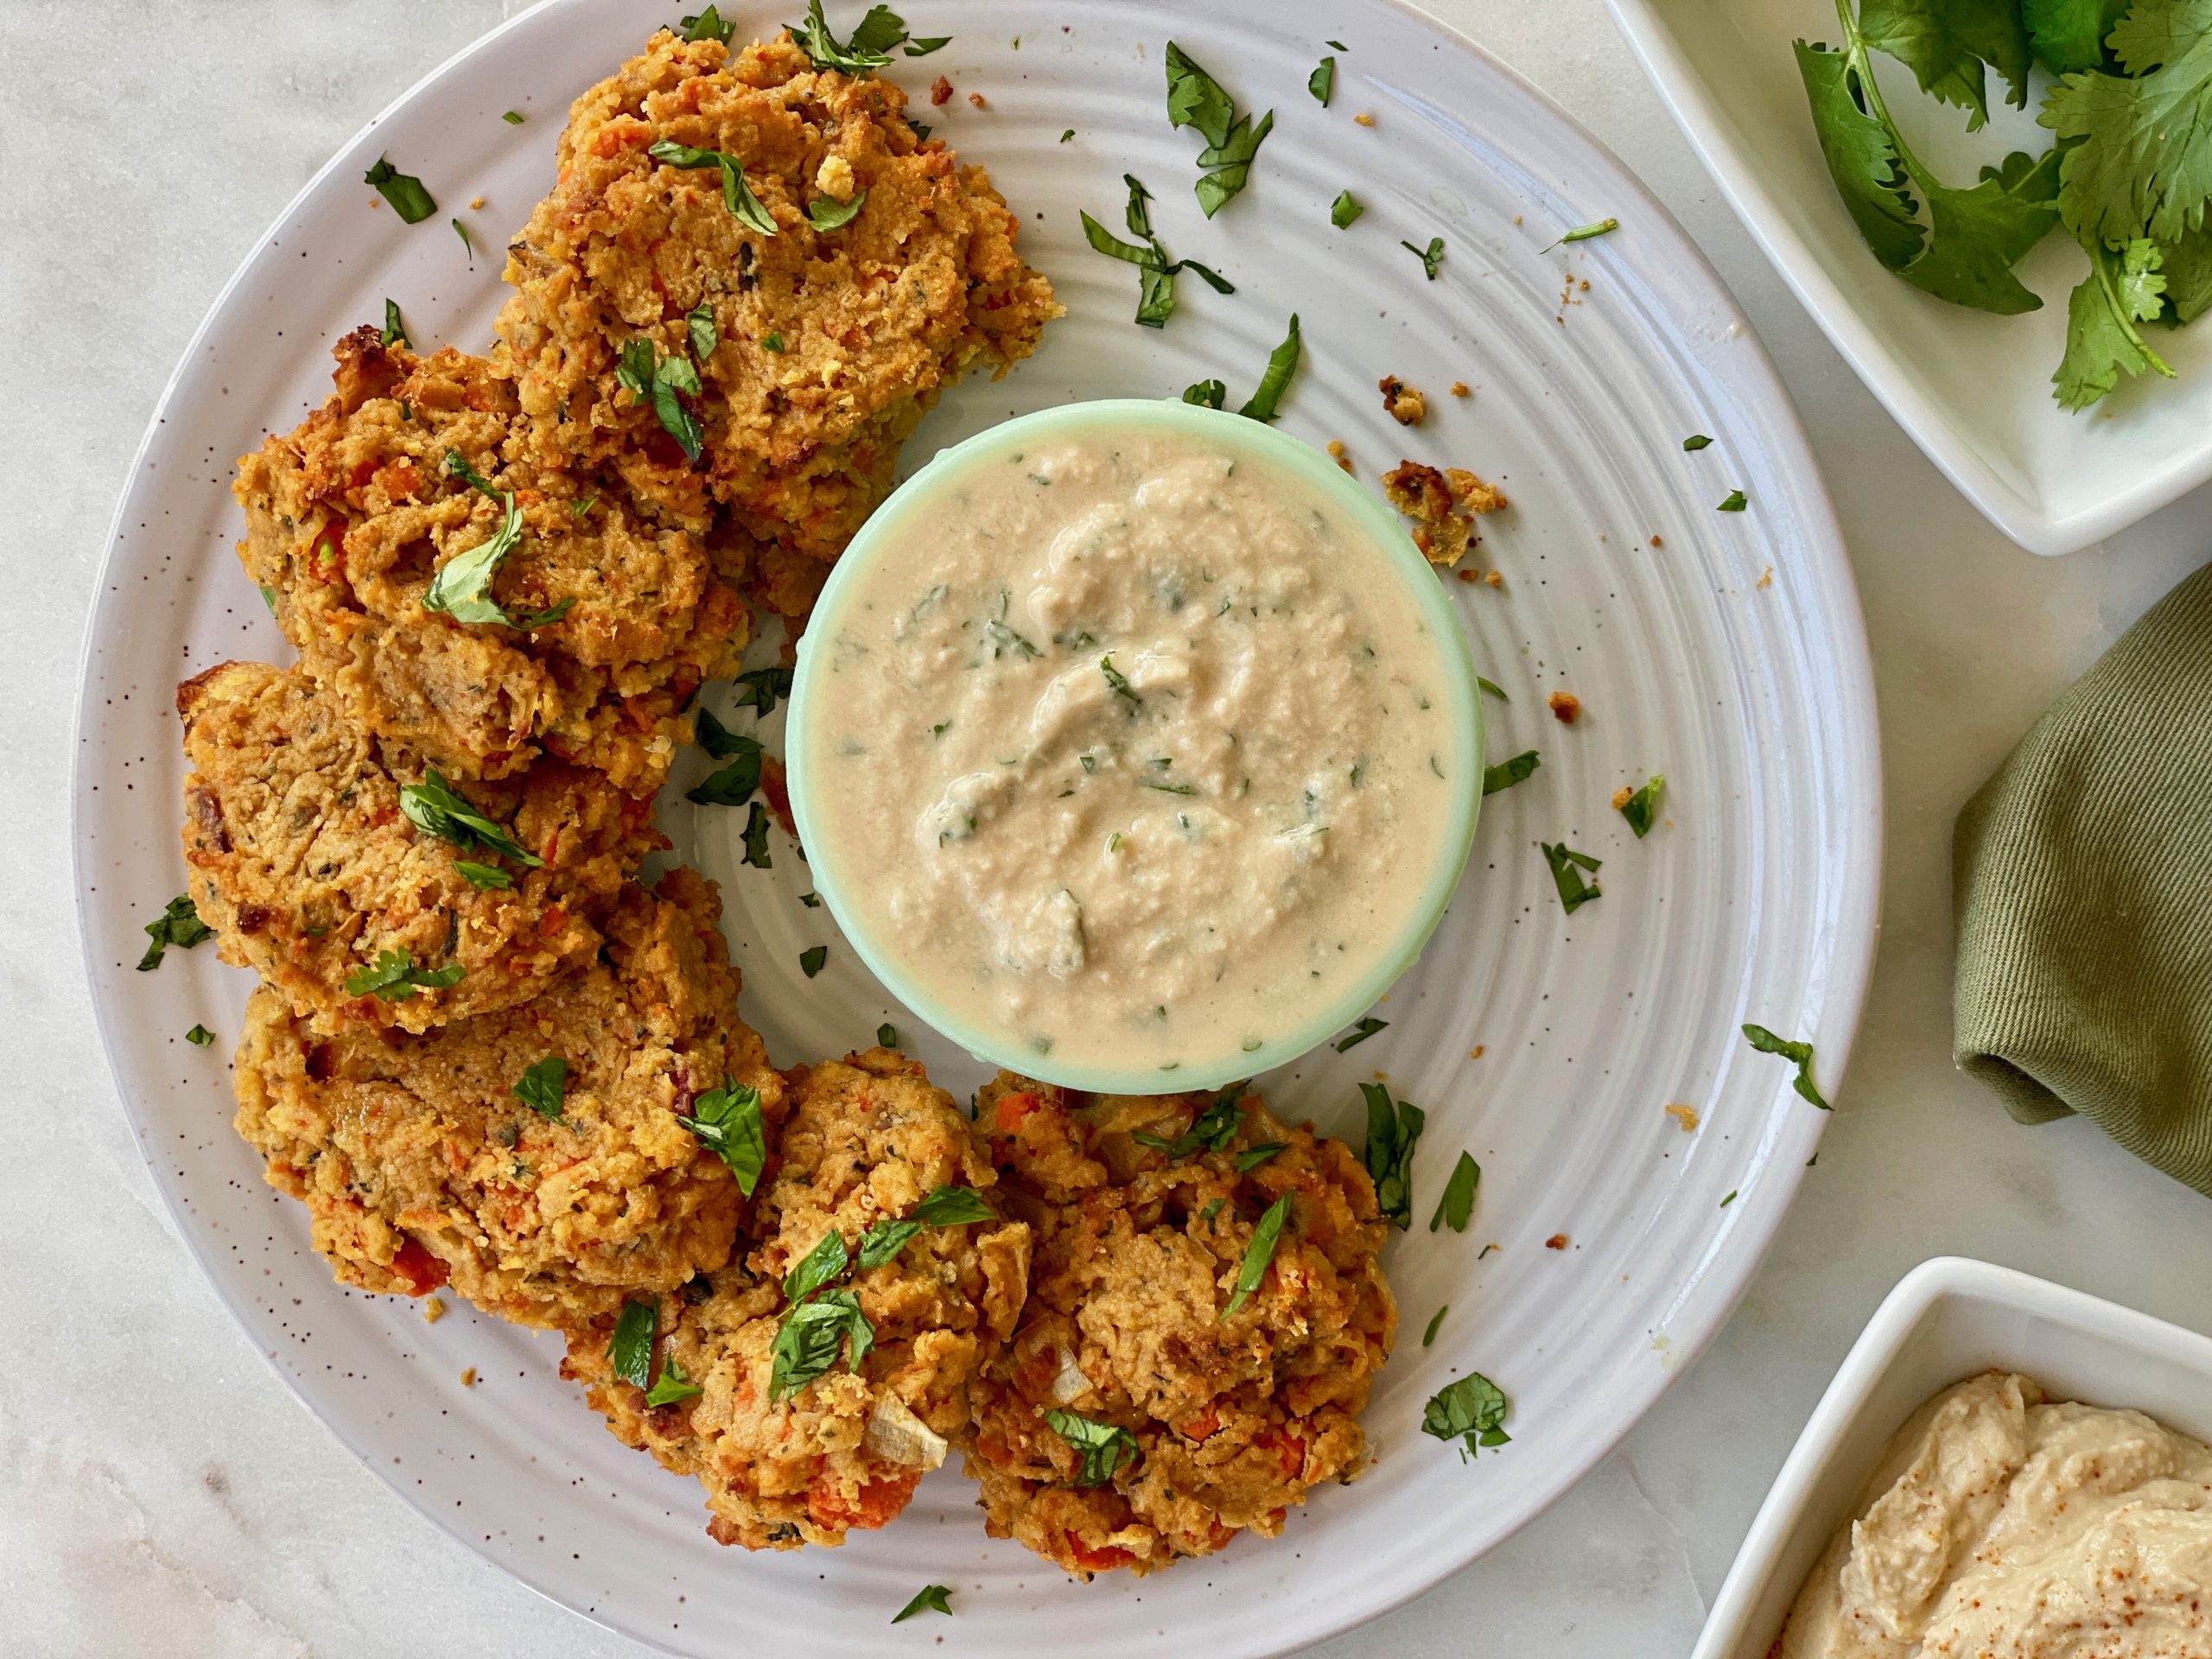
[{"left": 4, "top": 3, "right": 2209, "bottom": 1655}]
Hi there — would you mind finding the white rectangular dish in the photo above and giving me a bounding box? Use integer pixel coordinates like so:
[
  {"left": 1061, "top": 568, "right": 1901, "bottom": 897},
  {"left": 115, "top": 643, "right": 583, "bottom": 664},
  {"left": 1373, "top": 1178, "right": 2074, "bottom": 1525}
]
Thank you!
[
  {"left": 1693, "top": 1255, "right": 2212, "bottom": 1658},
  {"left": 1605, "top": 0, "right": 2212, "bottom": 554}
]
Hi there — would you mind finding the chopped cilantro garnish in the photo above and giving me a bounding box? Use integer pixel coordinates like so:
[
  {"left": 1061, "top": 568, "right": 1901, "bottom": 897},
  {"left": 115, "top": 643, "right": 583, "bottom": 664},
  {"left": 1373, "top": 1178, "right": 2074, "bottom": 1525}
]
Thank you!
[
  {"left": 763, "top": 330, "right": 786, "bottom": 352},
  {"left": 687, "top": 300, "right": 717, "bottom": 362},
  {"left": 1618, "top": 774, "right": 1665, "bottom": 837},
  {"left": 768, "top": 1288, "right": 873, "bottom": 1399},
  {"left": 1100, "top": 653, "right": 1142, "bottom": 709},
  {"left": 1330, "top": 189, "right": 1363, "bottom": 227},
  {"left": 613, "top": 334, "right": 706, "bottom": 461},
  {"left": 1360, "top": 1082, "right": 1424, "bottom": 1230},
  {"left": 905, "top": 35, "right": 950, "bottom": 56},
  {"left": 1235, "top": 1142, "right": 1286, "bottom": 1173},
  {"left": 399, "top": 767, "right": 543, "bottom": 866},
  {"left": 1477, "top": 676, "right": 1508, "bottom": 702},
  {"left": 806, "top": 189, "right": 868, "bottom": 232},
  {"left": 1237, "top": 313, "right": 1301, "bottom": 421},
  {"left": 422, "top": 476, "right": 527, "bottom": 626},
  {"left": 364, "top": 155, "right": 435, "bottom": 222},
  {"left": 451, "top": 218, "right": 474, "bottom": 265},
  {"left": 877, "top": 1022, "right": 899, "bottom": 1048},
  {"left": 1545, "top": 217, "right": 1618, "bottom": 251},
  {"left": 1721, "top": 1189, "right": 1738, "bottom": 1207},
  {"left": 800, "top": 944, "right": 829, "bottom": 978},
  {"left": 185, "top": 1024, "right": 215, "bottom": 1047},
  {"left": 343, "top": 949, "right": 466, "bottom": 1002},
  {"left": 512, "top": 1056, "right": 568, "bottom": 1123},
  {"left": 1541, "top": 842, "right": 1602, "bottom": 914},
  {"left": 695, "top": 707, "right": 747, "bottom": 759},
  {"left": 1403, "top": 236, "right": 1445, "bottom": 279},
  {"left": 1309, "top": 54, "right": 1335, "bottom": 105},
  {"left": 1743, "top": 1024, "right": 1830, "bottom": 1110},
  {"left": 647, "top": 139, "right": 779, "bottom": 236},
  {"left": 1164, "top": 42, "right": 1273, "bottom": 216},
  {"left": 1045, "top": 1409, "right": 1139, "bottom": 1486},
  {"left": 733, "top": 662, "right": 794, "bottom": 716},
  {"left": 787, "top": 0, "right": 900, "bottom": 73},
  {"left": 855, "top": 1185, "right": 995, "bottom": 1272},
  {"left": 1335, "top": 1016, "right": 1389, "bottom": 1052},
  {"left": 1080, "top": 174, "right": 1236, "bottom": 327},
  {"left": 501, "top": 109, "right": 526, "bottom": 124},
  {"left": 1423, "top": 1371, "right": 1510, "bottom": 1458},
  {"left": 1182, "top": 378, "right": 1225, "bottom": 408},
  {"left": 380, "top": 298, "right": 410, "bottom": 349},
  {"left": 1717, "top": 489, "right": 1748, "bottom": 512},
  {"left": 893, "top": 1585, "right": 953, "bottom": 1623},
  {"left": 1483, "top": 749, "right": 1541, "bottom": 796},
  {"left": 679, "top": 5, "right": 734, "bottom": 42},
  {"left": 610, "top": 1300, "right": 657, "bottom": 1389},
  {"left": 683, "top": 1078, "right": 767, "bottom": 1192},
  {"left": 784, "top": 1229, "right": 850, "bottom": 1305},
  {"left": 1428, "top": 1151, "right": 1480, "bottom": 1233},
  {"left": 685, "top": 732, "right": 764, "bottom": 805},
  {"left": 1132, "top": 1085, "right": 1245, "bottom": 1158},
  {"left": 1223, "top": 1193, "right": 1291, "bottom": 1318},
  {"left": 643, "top": 1356, "right": 704, "bottom": 1406},
  {"left": 1682, "top": 433, "right": 1713, "bottom": 451},
  {"left": 1422, "top": 1305, "right": 1447, "bottom": 1346},
  {"left": 138, "top": 893, "right": 213, "bottom": 970},
  {"left": 1059, "top": 127, "right": 1075, "bottom": 142},
  {"left": 741, "top": 800, "right": 773, "bottom": 868}
]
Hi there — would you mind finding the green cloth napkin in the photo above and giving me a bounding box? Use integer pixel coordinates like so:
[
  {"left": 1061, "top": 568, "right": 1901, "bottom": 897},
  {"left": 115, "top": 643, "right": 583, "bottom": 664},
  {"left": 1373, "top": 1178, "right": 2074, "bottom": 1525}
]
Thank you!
[{"left": 1954, "top": 560, "right": 2212, "bottom": 1196}]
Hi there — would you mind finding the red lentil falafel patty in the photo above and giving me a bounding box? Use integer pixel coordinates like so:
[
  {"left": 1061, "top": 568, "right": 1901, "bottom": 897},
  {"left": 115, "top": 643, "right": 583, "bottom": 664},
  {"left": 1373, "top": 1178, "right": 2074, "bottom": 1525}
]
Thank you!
[{"left": 963, "top": 1074, "right": 1395, "bottom": 1577}]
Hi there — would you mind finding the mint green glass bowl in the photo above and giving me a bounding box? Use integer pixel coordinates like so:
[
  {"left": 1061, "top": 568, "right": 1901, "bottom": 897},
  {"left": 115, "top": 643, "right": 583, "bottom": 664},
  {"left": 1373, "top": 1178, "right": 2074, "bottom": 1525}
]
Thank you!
[{"left": 785, "top": 398, "right": 1485, "bottom": 1095}]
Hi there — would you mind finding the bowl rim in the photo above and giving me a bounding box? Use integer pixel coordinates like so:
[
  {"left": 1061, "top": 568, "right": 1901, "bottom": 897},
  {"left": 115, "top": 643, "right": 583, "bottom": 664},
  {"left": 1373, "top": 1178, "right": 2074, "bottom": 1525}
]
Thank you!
[
  {"left": 785, "top": 396, "right": 1486, "bottom": 1096},
  {"left": 1602, "top": 0, "right": 2212, "bottom": 556},
  {"left": 1690, "top": 1255, "right": 2212, "bottom": 1658}
]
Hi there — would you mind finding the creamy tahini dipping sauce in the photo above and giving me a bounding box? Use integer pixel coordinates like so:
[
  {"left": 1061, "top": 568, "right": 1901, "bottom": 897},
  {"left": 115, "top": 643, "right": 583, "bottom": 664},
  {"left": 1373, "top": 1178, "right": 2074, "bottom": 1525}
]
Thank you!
[{"left": 800, "top": 423, "right": 1463, "bottom": 1074}]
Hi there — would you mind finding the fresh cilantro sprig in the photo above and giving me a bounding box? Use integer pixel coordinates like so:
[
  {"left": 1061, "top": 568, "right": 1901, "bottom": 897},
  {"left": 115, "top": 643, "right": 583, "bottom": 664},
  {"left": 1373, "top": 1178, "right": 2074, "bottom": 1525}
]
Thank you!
[
  {"left": 1541, "top": 842, "right": 1601, "bottom": 914},
  {"left": 513, "top": 1056, "right": 568, "bottom": 1123},
  {"left": 1423, "top": 1371, "right": 1511, "bottom": 1459},
  {"left": 364, "top": 156, "right": 436, "bottom": 223},
  {"left": 647, "top": 140, "right": 779, "bottom": 237},
  {"left": 1045, "top": 1409, "right": 1139, "bottom": 1485},
  {"left": 1744, "top": 1024, "right": 1831, "bottom": 1110},
  {"left": 614, "top": 335, "right": 707, "bottom": 461},
  {"left": 1483, "top": 749, "right": 1541, "bottom": 796},
  {"left": 344, "top": 949, "right": 465, "bottom": 1002},
  {"left": 1132, "top": 1086, "right": 1245, "bottom": 1157},
  {"left": 1222, "top": 1193, "right": 1291, "bottom": 1319},
  {"left": 1180, "top": 315, "right": 1302, "bottom": 421},
  {"left": 1359, "top": 1082, "right": 1424, "bottom": 1230},
  {"left": 683, "top": 1079, "right": 767, "bottom": 1192},
  {"left": 893, "top": 1585, "right": 953, "bottom": 1623},
  {"left": 398, "top": 766, "right": 543, "bottom": 867}
]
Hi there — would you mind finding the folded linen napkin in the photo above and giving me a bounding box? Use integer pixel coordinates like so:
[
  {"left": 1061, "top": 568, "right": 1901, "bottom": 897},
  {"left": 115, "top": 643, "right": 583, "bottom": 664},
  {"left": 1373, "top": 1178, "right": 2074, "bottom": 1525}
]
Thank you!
[{"left": 1953, "top": 561, "right": 2212, "bottom": 1196}]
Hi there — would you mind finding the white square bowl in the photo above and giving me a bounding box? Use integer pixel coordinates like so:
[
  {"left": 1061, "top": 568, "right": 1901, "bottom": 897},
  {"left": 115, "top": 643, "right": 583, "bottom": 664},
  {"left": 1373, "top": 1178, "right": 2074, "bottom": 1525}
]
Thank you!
[
  {"left": 1605, "top": 0, "right": 2212, "bottom": 554},
  {"left": 1692, "top": 1255, "right": 2212, "bottom": 1658}
]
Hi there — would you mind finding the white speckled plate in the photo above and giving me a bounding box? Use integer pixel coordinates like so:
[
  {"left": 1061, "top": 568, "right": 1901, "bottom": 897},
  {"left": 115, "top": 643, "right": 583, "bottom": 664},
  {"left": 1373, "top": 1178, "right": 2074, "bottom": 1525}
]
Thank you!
[{"left": 72, "top": 2, "right": 1881, "bottom": 1655}]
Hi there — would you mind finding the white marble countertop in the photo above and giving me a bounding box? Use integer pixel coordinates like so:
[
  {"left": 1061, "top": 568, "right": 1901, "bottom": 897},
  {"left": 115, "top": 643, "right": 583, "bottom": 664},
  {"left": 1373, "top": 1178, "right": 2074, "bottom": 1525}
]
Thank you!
[{"left": 5, "top": 2, "right": 2209, "bottom": 1654}]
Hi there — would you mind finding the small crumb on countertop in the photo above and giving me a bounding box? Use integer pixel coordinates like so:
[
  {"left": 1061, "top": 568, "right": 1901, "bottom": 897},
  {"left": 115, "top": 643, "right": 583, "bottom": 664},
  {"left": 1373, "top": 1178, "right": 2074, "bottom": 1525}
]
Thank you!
[
  {"left": 1665, "top": 1103, "right": 1700, "bottom": 1133},
  {"left": 423, "top": 1296, "right": 446, "bottom": 1324},
  {"left": 1548, "top": 690, "right": 1581, "bottom": 724},
  {"left": 1379, "top": 375, "right": 1427, "bottom": 426}
]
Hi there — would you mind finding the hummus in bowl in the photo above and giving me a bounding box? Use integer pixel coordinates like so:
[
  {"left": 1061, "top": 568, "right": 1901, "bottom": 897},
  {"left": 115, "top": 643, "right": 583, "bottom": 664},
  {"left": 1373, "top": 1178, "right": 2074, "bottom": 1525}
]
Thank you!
[{"left": 1779, "top": 1370, "right": 2212, "bottom": 1657}]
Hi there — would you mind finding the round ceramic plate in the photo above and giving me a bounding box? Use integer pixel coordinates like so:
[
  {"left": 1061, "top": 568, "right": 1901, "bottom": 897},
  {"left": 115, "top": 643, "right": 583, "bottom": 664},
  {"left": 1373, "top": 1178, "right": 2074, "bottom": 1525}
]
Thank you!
[{"left": 72, "top": 2, "right": 1882, "bottom": 1655}]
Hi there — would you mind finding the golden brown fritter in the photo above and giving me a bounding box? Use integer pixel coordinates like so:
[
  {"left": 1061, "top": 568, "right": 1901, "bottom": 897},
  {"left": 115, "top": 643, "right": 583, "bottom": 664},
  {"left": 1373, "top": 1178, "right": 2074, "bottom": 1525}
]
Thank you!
[
  {"left": 563, "top": 1048, "right": 1030, "bottom": 1549},
  {"left": 233, "top": 330, "right": 747, "bottom": 791},
  {"left": 494, "top": 29, "right": 1059, "bottom": 612},
  {"left": 1382, "top": 460, "right": 1507, "bottom": 566},
  {"left": 180, "top": 660, "right": 661, "bottom": 1033},
  {"left": 963, "top": 1076, "right": 1395, "bottom": 1578},
  {"left": 233, "top": 868, "right": 782, "bottom": 1326}
]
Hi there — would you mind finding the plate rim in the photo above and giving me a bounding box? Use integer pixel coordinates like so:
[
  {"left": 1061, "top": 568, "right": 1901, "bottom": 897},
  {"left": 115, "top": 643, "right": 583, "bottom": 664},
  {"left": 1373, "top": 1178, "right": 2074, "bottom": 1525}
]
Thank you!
[
  {"left": 1602, "top": 0, "right": 2212, "bottom": 557},
  {"left": 70, "top": 0, "right": 1888, "bottom": 1650}
]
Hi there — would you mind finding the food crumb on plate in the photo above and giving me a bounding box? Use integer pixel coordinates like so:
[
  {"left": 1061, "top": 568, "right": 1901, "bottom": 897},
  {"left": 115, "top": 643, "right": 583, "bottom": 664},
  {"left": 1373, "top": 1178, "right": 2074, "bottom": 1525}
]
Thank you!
[
  {"left": 1758, "top": 566, "right": 1775, "bottom": 588},
  {"left": 931, "top": 74, "right": 954, "bottom": 105},
  {"left": 1325, "top": 438, "right": 1353, "bottom": 474},
  {"left": 1378, "top": 375, "right": 1427, "bottom": 426},
  {"left": 423, "top": 1295, "right": 446, "bottom": 1325},
  {"left": 1650, "top": 534, "right": 1664, "bottom": 548},
  {"left": 468, "top": 194, "right": 486, "bottom": 211},
  {"left": 1548, "top": 690, "right": 1581, "bottom": 724},
  {"left": 1469, "top": 1045, "right": 1485, "bottom": 1059},
  {"left": 1353, "top": 111, "right": 1376, "bottom": 126},
  {"left": 1665, "top": 1103, "right": 1700, "bottom": 1133},
  {"left": 968, "top": 91, "right": 987, "bottom": 109},
  {"left": 1545, "top": 1233, "right": 1570, "bottom": 1250},
  {"left": 1382, "top": 461, "right": 1506, "bottom": 565},
  {"left": 461, "top": 1367, "right": 477, "bottom": 1387},
  {"left": 1449, "top": 381, "right": 1470, "bottom": 397}
]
